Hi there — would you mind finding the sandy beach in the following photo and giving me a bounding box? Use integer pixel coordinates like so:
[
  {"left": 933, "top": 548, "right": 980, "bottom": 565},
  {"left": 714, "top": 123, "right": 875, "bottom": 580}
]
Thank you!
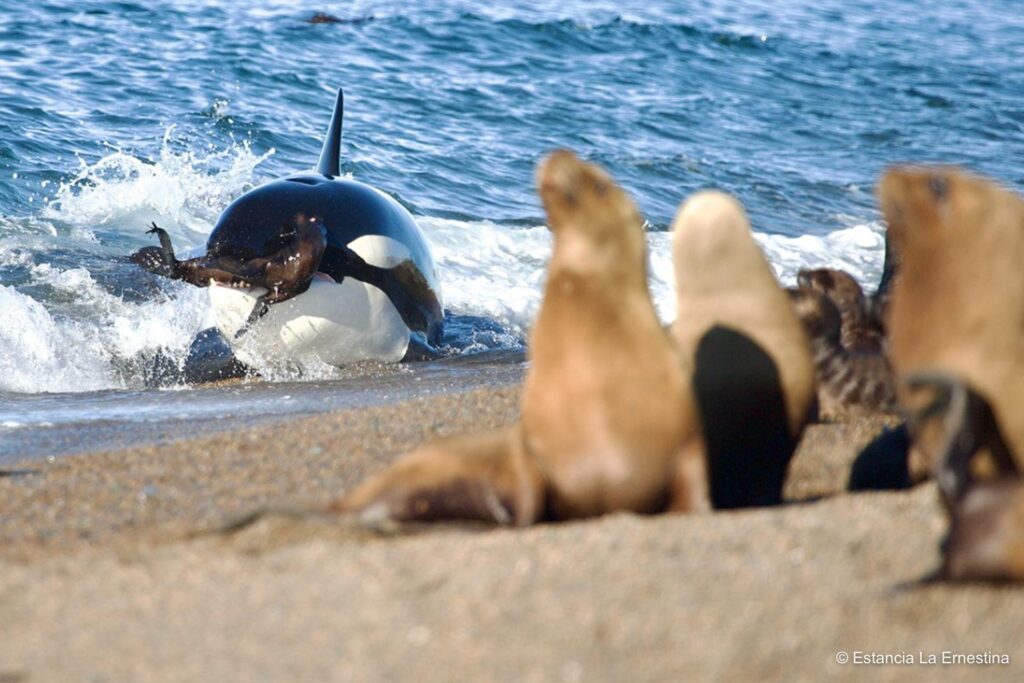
[{"left": 1, "top": 362, "right": 1021, "bottom": 683}]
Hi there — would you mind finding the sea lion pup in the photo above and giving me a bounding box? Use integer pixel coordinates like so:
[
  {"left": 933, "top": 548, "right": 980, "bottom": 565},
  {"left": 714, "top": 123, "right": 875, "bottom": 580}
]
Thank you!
[
  {"left": 796, "top": 268, "right": 884, "bottom": 352},
  {"left": 671, "top": 193, "right": 815, "bottom": 508},
  {"left": 879, "top": 167, "right": 1024, "bottom": 475},
  {"left": 906, "top": 373, "right": 1024, "bottom": 581},
  {"left": 330, "top": 150, "right": 708, "bottom": 523},
  {"left": 133, "top": 215, "right": 327, "bottom": 331},
  {"left": 786, "top": 287, "right": 897, "bottom": 418}
]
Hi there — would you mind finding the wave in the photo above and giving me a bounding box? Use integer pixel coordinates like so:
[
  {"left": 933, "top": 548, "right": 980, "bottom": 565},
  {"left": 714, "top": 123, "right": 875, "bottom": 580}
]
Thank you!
[
  {"left": 425, "top": 214, "right": 885, "bottom": 332},
  {"left": 41, "top": 127, "right": 275, "bottom": 248}
]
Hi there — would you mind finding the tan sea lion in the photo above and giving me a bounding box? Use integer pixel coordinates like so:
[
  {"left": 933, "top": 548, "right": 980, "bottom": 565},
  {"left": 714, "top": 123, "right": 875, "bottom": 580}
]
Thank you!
[
  {"left": 878, "top": 167, "right": 1024, "bottom": 474},
  {"left": 906, "top": 373, "right": 1024, "bottom": 582},
  {"left": 796, "top": 268, "right": 884, "bottom": 352},
  {"left": 671, "top": 192, "right": 816, "bottom": 508},
  {"left": 329, "top": 150, "right": 709, "bottom": 523},
  {"left": 786, "top": 286, "right": 897, "bottom": 419}
]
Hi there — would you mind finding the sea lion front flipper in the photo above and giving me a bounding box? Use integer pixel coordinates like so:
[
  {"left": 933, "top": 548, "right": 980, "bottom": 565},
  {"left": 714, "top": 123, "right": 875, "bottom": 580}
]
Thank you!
[
  {"left": 904, "top": 373, "right": 1024, "bottom": 582},
  {"left": 146, "top": 222, "right": 178, "bottom": 266},
  {"left": 692, "top": 325, "right": 796, "bottom": 509},
  {"left": 129, "top": 246, "right": 175, "bottom": 277},
  {"left": 904, "top": 372, "right": 1018, "bottom": 508},
  {"left": 130, "top": 223, "right": 179, "bottom": 277},
  {"left": 327, "top": 427, "right": 545, "bottom": 526}
]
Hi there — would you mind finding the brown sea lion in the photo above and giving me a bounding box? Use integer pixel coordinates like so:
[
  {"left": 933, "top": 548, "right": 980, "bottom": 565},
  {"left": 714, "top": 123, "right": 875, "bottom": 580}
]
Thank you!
[
  {"left": 786, "top": 287, "right": 897, "bottom": 419},
  {"left": 671, "top": 192, "right": 816, "bottom": 508},
  {"left": 132, "top": 216, "right": 327, "bottom": 333},
  {"left": 878, "top": 167, "right": 1024, "bottom": 475},
  {"left": 906, "top": 373, "right": 1024, "bottom": 582},
  {"left": 796, "top": 268, "right": 884, "bottom": 352},
  {"left": 330, "top": 150, "right": 708, "bottom": 523},
  {"left": 135, "top": 218, "right": 326, "bottom": 296}
]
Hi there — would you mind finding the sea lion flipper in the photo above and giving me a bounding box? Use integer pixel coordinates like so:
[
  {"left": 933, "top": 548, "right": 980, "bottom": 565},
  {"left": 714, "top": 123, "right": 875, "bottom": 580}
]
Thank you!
[
  {"left": 129, "top": 245, "right": 175, "bottom": 277},
  {"left": 131, "top": 223, "right": 181, "bottom": 278},
  {"left": 327, "top": 427, "right": 544, "bottom": 526},
  {"left": 692, "top": 325, "right": 796, "bottom": 509},
  {"left": 905, "top": 372, "right": 975, "bottom": 507},
  {"left": 906, "top": 374, "right": 1024, "bottom": 582},
  {"left": 905, "top": 372, "right": 1018, "bottom": 508},
  {"left": 146, "top": 222, "right": 177, "bottom": 266}
]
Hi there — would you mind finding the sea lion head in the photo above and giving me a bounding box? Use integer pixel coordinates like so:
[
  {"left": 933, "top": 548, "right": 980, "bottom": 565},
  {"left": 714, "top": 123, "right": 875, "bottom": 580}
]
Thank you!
[
  {"left": 877, "top": 166, "right": 1024, "bottom": 254},
  {"left": 879, "top": 166, "right": 1024, "bottom": 465},
  {"left": 877, "top": 166, "right": 957, "bottom": 246},
  {"left": 536, "top": 150, "right": 647, "bottom": 279},
  {"left": 797, "top": 267, "right": 883, "bottom": 352},
  {"left": 672, "top": 191, "right": 760, "bottom": 290},
  {"left": 797, "top": 268, "right": 866, "bottom": 309},
  {"left": 786, "top": 287, "right": 842, "bottom": 347}
]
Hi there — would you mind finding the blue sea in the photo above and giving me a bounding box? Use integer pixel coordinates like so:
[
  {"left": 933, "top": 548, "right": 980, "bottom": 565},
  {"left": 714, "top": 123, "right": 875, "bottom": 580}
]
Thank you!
[{"left": 0, "top": 0, "right": 1022, "bottom": 405}]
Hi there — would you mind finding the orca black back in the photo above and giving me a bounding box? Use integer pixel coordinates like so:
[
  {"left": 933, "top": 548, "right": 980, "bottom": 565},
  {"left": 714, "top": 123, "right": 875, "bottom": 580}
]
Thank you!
[
  {"left": 693, "top": 325, "right": 796, "bottom": 509},
  {"left": 202, "top": 87, "right": 444, "bottom": 344}
]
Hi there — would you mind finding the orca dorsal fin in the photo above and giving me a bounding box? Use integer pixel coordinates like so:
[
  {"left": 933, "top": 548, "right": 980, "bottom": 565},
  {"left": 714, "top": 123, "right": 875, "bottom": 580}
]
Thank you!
[{"left": 316, "top": 88, "right": 344, "bottom": 177}]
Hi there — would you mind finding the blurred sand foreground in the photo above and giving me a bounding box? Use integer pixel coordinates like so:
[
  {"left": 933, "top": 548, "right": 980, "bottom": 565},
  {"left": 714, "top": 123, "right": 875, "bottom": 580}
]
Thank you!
[{"left": 0, "top": 384, "right": 1021, "bottom": 682}]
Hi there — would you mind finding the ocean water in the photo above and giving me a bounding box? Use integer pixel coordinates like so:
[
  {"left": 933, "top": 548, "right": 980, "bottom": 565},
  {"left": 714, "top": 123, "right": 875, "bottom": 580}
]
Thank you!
[{"left": 1, "top": 0, "right": 1022, "bottom": 400}]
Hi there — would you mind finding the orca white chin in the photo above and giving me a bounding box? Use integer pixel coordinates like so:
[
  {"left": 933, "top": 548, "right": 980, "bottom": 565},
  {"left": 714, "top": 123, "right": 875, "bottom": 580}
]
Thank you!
[{"left": 208, "top": 277, "right": 412, "bottom": 367}]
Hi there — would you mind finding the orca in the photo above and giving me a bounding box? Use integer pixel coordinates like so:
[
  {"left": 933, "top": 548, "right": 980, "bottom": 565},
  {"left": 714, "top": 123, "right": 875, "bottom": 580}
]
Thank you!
[{"left": 132, "top": 88, "right": 444, "bottom": 370}]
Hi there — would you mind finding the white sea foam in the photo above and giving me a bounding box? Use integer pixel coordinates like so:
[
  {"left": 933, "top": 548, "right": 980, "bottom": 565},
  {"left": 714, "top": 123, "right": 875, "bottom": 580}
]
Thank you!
[
  {"left": 420, "top": 216, "right": 886, "bottom": 333},
  {"left": 0, "top": 270, "right": 213, "bottom": 393},
  {"left": 42, "top": 128, "right": 275, "bottom": 248},
  {"left": 1, "top": 141, "right": 887, "bottom": 393}
]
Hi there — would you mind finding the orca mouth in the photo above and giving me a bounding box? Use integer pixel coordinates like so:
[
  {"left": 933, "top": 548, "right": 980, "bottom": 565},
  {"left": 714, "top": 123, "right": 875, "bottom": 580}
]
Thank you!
[
  {"left": 210, "top": 280, "right": 267, "bottom": 292},
  {"left": 313, "top": 271, "right": 336, "bottom": 283}
]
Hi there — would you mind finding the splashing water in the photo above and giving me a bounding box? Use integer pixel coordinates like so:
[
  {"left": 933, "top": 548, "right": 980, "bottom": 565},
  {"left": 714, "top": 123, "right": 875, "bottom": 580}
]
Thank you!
[{"left": 42, "top": 128, "right": 276, "bottom": 248}]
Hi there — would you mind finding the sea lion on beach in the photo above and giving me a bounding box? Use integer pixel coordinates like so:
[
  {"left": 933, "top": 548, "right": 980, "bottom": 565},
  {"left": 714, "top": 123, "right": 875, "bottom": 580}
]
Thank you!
[
  {"left": 879, "top": 166, "right": 1024, "bottom": 474},
  {"left": 786, "top": 287, "right": 897, "bottom": 419},
  {"left": 671, "top": 192, "right": 815, "bottom": 508},
  {"left": 796, "top": 268, "right": 884, "bottom": 353},
  {"left": 330, "top": 150, "right": 709, "bottom": 523},
  {"left": 132, "top": 88, "right": 443, "bottom": 364},
  {"left": 906, "top": 373, "right": 1024, "bottom": 582}
]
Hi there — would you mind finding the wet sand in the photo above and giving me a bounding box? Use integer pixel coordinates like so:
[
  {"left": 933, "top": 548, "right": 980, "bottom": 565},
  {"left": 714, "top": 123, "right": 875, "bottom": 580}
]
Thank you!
[
  {"left": 0, "top": 350, "right": 526, "bottom": 465},
  {"left": 0, "top": 374, "right": 1021, "bottom": 682}
]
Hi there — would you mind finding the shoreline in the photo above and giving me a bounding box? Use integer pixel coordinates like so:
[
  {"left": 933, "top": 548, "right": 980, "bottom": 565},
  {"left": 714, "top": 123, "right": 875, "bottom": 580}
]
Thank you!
[
  {"left": 1, "top": 376, "right": 1022, "bottom": 681},
  {"left": 0, "top": 349, "right": 526, "bottom": 465}
]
